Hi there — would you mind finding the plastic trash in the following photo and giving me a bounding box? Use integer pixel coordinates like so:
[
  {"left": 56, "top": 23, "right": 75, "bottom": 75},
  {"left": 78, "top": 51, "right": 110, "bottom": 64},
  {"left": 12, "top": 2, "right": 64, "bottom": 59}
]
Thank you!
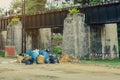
[
  {"left": 49, "top": 54, "right": 59, "bottom": 64},
  {"left": 39, "top": 50, "right": 50, "bottom": 63},
  {"left": 26, "top": 50, "right": 32, "bottom": 56},
  {"left": 43, "top": 51, "right": 50, "bottom": 63},
  {"left": 25, "top": 59, "right": 33, "bottom": 65},
  {"left": 37, "top": 55, "right": 44, "bottom": 64},
  {"left": 31, "top": 50, "right": 39, "bottom": 63},
  {"left": 39, "top": 50, "right": 45, "bottom": 56},
  {"left": 26, "top": 49, "right": 39, "bottom": 63}
]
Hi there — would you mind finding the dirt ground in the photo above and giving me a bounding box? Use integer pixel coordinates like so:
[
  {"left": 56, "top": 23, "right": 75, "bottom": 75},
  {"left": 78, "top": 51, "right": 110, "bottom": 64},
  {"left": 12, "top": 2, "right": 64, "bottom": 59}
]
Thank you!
[{"left": 0, "top": 58, "right": 120, "bottom": 80}]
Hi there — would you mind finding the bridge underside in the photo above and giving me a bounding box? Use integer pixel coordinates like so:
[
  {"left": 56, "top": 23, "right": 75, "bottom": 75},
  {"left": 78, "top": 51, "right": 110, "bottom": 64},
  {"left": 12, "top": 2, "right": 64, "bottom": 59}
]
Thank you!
[
  {"left": 0, "top": 1, "right": 120, "bottom": 30},
  {"left": 85, "top": 2, "right": 120, "bottom": 24},
  {"left": 0, "top": 10, "right": 68, "bottom": 31}
]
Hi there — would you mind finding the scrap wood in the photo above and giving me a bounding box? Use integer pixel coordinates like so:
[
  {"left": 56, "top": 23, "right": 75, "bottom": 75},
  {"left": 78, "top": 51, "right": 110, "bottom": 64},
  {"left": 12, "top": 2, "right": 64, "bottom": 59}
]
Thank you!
[
  {"left": 37, "top": 55, "right": 44, "bottom": 64},
  {"left": 59, "top": 54, "right": 80, "bottom": 63},
  {"left": 69, "top": 54, "right": 80, "bottom": 63},
  {"left": 17, "top": 56, "right": 24, "bottom": 63}
]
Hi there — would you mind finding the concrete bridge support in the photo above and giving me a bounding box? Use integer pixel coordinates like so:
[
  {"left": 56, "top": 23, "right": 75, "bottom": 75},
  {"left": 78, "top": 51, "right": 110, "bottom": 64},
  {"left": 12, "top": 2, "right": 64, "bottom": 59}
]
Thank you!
[
  {"left": 63, "top": 13, "right": 119, "bottom": 59},
  {"left": 26, "top": 28, "right": 51, "bottom": 51},
  {"left": 38, "top": 28, "right": 51, "bottom": 50},
  {"left": 26, "top": 31, "right": 32, "bottom": 51},
  {"left": 63, "top": 13, "right": 88, "bottom": 59},
  {"left": 102, "top": 23, "right": 119, "bottom": 59},
  {"left": 6, "top": 22, "right": 22, "bottom": 56},
  {"left": 0, "top": 31, "right": 7, "bottom": 51},
  {"left": 90, "top": 23, "right": 119, "bottom": 59}
]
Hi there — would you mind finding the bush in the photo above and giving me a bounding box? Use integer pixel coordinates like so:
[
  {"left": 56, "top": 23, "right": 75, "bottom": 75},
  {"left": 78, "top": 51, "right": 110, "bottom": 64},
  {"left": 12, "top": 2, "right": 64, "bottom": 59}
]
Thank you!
[
  {"left": 52, "top": 46, "right": 62, "bottom": 55},
  {"left": 52, "top": 35, "right": 63, "bottom": 40},
  {"left": 68, "top": 8, "right": 80, "bottom": 15},
  {"left": 0, "top": 51, "right": 5, "bottom": 57},
  {"left": 8, "top": 17, "right": 20, "bottom": 27}
]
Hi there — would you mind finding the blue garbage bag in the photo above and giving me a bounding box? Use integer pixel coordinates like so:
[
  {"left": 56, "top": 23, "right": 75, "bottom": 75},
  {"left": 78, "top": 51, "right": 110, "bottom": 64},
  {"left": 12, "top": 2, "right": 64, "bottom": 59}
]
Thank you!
[
  {"left": 44, "top": 51, "right": 50, "bottom": 63},
  {"left": 26, "top": 50, "right": 32, "bottom": 56},
  {"left": 39, "top": 50, "right": 45, "bottom": 56},
  {"left": 31, "top": 50, "right": 39, "bottom": 63},
  {"left": 26, "top": 50, "right": 39, "bottom": 63}
]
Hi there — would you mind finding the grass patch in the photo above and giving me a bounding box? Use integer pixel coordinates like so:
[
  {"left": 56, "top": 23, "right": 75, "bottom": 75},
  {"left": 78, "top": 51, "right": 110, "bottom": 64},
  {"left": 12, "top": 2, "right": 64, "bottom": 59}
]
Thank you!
[
  {"left": 0, "top": 51, "right": 5, "bottom": 57},
  {"left": 81, "top": 59, "right": 120, "bottom": 67}
]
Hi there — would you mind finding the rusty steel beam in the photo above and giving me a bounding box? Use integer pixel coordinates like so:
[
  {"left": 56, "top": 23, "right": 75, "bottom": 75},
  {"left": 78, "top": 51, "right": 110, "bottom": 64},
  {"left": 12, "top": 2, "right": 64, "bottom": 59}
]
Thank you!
[{"left": 0, "top": 1, "right": 120, "bottom": 30}]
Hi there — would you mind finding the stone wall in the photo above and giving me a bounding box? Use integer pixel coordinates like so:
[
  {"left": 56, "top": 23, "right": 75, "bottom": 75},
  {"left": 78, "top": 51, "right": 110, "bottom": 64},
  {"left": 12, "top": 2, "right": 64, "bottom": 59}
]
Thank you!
[{"left": 63, "top": 13, "right": 88, "bottom": 59}]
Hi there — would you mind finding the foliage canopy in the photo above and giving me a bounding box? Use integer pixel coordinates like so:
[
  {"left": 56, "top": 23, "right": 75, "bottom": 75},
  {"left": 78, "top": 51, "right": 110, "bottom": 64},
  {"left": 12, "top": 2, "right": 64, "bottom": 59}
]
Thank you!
[{"left": 10, "top": 0, "right": 46, "bottom": 14}]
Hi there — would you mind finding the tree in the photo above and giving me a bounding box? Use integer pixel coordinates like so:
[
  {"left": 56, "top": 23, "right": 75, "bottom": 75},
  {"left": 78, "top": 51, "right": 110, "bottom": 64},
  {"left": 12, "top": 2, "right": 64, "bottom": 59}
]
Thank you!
[
  {"left": 26, "top": 0, "right": 46, "bottom": 14},
  {"left": 10, "top": 0, "right": 47, "bottom": 14},
  {"left": 10, "top": 0, "right": 22, "bottom": 9},
  {"left": 0, "top": 8, "right": 4, "bottom": 17},
  {"left": 0, "top": 8, "right": 3, "bottom": 13}
]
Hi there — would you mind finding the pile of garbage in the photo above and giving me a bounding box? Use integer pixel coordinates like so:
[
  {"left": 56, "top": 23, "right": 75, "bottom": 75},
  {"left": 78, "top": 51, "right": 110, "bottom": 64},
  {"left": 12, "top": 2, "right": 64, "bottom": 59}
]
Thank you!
[
  {"left": 59, "top": 54, "right": 80, "bottom": 63},
  {"left": 17, "top": 49, "right": 59, "bottom": 65}
]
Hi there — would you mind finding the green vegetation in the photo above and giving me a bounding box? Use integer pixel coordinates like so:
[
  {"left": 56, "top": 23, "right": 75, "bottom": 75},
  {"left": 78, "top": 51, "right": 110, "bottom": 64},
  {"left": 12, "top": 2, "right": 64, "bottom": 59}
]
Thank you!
[
  {"left": 0, "top": 51, "right": 5, "bottom": 57},
  {"left": 52, "top": 35, "right": 63, "bottom": 40},
  {"left": 81, "top": 58, "right": 120, "bottom": 67},
  {"left": 0, "top": 8, "right": 3, "bottom": 14},
  {"left": 8, "top": 17, "right": 20, "bottom": 27},
  {"left": 69, "top": 8, "right": 80, "bottom": 15},
  {"left": 52, "top": 46, "right": 62, "bottom": 55},
  {"left": 10, "top": 0, "right": 46, "bottom": 14},
  {"left": 26, "top": 0, "right": 46, "bottom": 14},
  {"left": 52, "top": 34, "right": 63, "bottom": 55},
  {"left": 89, "top": 0, "right": 103, "bottom": 4}
]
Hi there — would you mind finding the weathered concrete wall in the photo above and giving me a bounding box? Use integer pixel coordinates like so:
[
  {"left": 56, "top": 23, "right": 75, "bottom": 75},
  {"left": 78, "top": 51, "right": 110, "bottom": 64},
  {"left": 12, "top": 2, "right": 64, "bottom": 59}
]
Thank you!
[
  {"left": 6, "top": 22, "right": 22, "bottom": 55},
  {"left": 1, "top": 31, "right": 7, "bottom": 47},
  {"left": 102, "top": 24, "right": 119, "bottom": 59},
  {"left": 63, "top": 13, "right": 88, "bottom": 59},
  {"left": 90, "top": 25, "right": 102, "bottom": 54},
  {"left": 26, "top": 28, "right": 51, "bottom": 50},
  {"left": 38, "top": 28, "right": 51, "bottom": 50},
  {"left": 0, "top": 31, "right": 7, "bottom": 50},
  {"left": 90, "top": 24, "right": 119, "bottom": 59},
  {"left": 26, "top": 31, "right": 32, "bottom": 51}
]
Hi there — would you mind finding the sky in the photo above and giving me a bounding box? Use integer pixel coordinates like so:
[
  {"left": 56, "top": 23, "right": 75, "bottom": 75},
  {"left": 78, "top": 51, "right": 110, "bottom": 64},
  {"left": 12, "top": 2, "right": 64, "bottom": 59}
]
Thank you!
[{"left": 0, "top": 0, "right": 12, "bottom": 10}]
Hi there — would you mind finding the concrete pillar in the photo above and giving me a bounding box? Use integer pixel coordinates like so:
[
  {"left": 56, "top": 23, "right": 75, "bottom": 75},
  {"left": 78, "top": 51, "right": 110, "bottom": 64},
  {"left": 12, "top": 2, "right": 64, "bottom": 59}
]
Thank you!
[
  {"left": 0, "top": 31, "right": 7, "bottom": 50},
  {"left": 89, "top": 23, "right": 119, "bottom": 59},
  {"left": 104, "top": 24, "right": 119, "bottom": 59},
  {"left": 101, "top": 26, "right": 106, "bottom": 59},
  {"left": 1, "top": 31, "right": 7, "bottom": 47},
  {"left": 38, "top": 28, "right": 51, "bottom": 50},
  {"left": 63, "top": 13, "right": 88, "bottom": 59},
  {"left": 6, "top": 21, "right": 22, "bottom": 55},
  {"left": 87, "top": 26, "right": 90, "bottom": 53},
  {"left": 14, "top": 22, "right": 22, "bottom": 54},
  {"left": 26, "top": 32, "right": 32, "bottom": 51}
]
